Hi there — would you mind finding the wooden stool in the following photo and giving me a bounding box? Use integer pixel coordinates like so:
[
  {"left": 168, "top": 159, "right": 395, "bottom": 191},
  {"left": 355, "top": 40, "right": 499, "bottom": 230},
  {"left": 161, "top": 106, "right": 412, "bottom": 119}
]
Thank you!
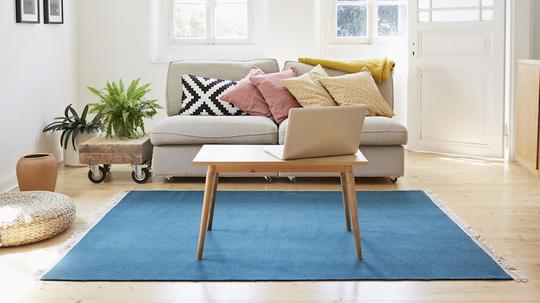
[{"left": 79, "top": 136, "right": 153, "bottom": 184}]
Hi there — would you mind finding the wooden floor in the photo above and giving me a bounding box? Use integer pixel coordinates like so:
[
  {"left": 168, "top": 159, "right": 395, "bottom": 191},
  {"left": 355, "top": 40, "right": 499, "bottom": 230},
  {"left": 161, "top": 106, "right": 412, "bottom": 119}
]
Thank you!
[{"left": 1, "top": 150, "right": 540, "bottom": 302}]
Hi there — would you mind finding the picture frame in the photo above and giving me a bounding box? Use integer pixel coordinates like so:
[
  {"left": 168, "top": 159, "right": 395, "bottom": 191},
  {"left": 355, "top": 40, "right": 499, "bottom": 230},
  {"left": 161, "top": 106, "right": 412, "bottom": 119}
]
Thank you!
[
  {"left": 44, "top": 0, "right": 63, "bottom": 24},
  {"left": 15, "top": 0, "right": 40, "bottom": 24}
]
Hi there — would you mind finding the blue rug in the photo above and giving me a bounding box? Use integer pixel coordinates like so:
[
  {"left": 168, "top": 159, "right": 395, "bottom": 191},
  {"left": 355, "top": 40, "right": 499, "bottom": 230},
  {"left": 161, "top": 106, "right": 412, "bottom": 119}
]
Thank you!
[{"left": 42, "top": 191, "right": 512, "bottom": 281}]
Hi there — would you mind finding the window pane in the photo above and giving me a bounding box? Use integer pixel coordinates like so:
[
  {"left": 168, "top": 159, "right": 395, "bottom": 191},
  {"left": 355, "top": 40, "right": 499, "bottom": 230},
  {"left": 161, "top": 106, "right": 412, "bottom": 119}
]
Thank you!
[
  {"left": 482, "top": 0, "right": 493, "bottom": 7},
  {"left": 432, "top": 0, "right": 479, "bottom": 8},
  {"left": 418, "top": 0, "right": 430, "bottom": 9},
  {"left": 337, "top": 4, "right": 367, "bottom": 38},
  {"left": 431, "top": 9, "right": 479, "bottom": 22},
  {"left": 418, "top": 11, "right": 430, "bottom": 22},
  {"left": 215, "top": 0, "right": 248, "bottom": 40},
  {"left": 482, "top": 9, "right": 493, "bottom": 21},
  {"left": 174, "top": 3, "right": 207, "bottom": 39},
  {"left": 378, "top": 5, "right": 400, "bottom": 36}
]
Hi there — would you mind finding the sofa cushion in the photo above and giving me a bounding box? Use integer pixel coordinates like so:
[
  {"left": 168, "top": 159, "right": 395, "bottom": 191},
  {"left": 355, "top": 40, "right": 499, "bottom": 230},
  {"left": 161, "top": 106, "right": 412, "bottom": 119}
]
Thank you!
[
  {"left": 278, "top": 116, "right": 407, "bottom": 146},
  {"left": 151, "top": 116, "right": 278, "bottom": 145},
  {"left": 220, "top": 67, "right": 272, "bottom": 118},
  {"left": 179, "top": 75, "right": 244, "bottom": 116},
  {"left": 282, "top": 65, "right": 336, "bottom": 108},
  {"left": 319, "top": 68, "right": 395, "bottom": 118},
  {"left": 250, "top": 69, "right": 300, "bottom": 124}
]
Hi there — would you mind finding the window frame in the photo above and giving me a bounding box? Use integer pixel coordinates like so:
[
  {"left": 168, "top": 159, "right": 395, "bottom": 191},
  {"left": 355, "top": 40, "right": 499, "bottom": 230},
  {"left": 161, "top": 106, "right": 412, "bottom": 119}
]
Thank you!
[
  {"left": 326, "top": 0, "right": 406, "bottom": 45},
  {"left": 170, "top": 0, "right": 254, "bottom": 45}
]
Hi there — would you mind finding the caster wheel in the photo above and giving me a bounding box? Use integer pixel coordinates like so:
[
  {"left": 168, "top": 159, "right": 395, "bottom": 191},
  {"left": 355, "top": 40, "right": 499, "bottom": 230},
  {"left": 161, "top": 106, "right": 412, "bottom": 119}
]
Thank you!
[
  {"left": 288, "top": 176, "right": 296, "bottom": 183},
  {"left": 132, "top": 167, "right": 151, "bottom": 184},
  {"left": 88, "top": 166, "right": 107, "bottom": 183},
  {"left": 103, "top": 164, "right": 111, "bottom": 172},
  {"left": 390, "top": 177, "right": 398, "bottom": 183},
  {"left": 264, "top": 176, "right": 273, "bottom": 183}
]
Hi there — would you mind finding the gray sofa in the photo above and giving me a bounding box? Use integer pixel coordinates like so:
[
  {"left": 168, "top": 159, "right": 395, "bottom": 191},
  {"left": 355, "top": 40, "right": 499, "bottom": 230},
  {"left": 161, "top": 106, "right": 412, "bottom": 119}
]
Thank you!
[{"left": 150, "top": 58, "right": 407, "bottom": 180}]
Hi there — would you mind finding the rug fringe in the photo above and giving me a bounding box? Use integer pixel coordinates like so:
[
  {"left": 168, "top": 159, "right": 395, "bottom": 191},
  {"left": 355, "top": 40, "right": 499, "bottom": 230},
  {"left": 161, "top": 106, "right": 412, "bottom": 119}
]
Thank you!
[
  {"left": 424, "top": 190, "right": 527, "bottom": 282},
  {"left": 34, "top": 191, "right": 130, "bottom": 280}
]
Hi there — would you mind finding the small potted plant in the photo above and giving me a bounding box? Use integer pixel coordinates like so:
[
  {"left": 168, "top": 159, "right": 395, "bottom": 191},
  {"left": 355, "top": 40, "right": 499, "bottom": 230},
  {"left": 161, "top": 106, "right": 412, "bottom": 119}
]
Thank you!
[
  {"left": 43, "top": 104, "right": 102, "bottom": 166},
  {"left": 87, "top": 78, "right": 161, "bottom": 139}
]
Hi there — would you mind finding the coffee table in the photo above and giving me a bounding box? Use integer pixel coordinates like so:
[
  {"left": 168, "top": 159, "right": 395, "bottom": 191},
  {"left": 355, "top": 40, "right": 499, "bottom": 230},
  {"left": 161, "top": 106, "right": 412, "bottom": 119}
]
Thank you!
[{"left": 192, "top": 145, "right": 368, "bottom": 261}]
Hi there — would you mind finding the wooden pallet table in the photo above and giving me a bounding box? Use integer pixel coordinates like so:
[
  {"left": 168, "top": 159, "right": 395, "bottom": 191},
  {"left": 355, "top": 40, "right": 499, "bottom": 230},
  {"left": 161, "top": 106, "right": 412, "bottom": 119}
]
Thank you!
[{"left": 79, "top": 136, "right": 153, "bottom": 184}]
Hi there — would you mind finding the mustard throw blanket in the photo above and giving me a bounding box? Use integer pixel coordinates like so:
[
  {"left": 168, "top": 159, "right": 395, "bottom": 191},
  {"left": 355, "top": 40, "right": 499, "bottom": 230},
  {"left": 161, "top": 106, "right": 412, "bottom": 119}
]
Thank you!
[{"left": 298, "top": 57, "right": 395, "bottom": 84}]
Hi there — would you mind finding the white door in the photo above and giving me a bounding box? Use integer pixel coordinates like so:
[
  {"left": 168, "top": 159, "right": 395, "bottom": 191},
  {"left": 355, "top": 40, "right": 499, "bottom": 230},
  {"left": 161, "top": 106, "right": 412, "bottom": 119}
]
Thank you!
[{"left": 408, "top": 0, "right": 506, "bottom": 157}]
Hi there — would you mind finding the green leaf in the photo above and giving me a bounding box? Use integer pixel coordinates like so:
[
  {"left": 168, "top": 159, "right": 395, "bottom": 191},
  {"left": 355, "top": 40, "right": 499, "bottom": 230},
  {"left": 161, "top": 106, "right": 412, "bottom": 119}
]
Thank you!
[
  {"left": 60, "top": 129, "right": 68, "bottom": 148},
  {"left": 71, "top": 129, "right": 78, "bottom": 150},
  {"left": 63, "top": 129, "right": 72, "bottom": 149},
  {"left": 80, "top": 104, "right": 89, "bottom": 122},
  {"left": 64, "top": 105, "right": 71, "bottom": 118},
  {"left": 68, "top": 105, "right": 79, "bottom": 120}
]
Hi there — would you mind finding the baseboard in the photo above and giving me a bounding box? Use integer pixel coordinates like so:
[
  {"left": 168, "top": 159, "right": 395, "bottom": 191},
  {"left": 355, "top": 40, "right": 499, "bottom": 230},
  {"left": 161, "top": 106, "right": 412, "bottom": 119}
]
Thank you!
[{"left": 0, "top": 172, "right": 18, "bottom": 193}]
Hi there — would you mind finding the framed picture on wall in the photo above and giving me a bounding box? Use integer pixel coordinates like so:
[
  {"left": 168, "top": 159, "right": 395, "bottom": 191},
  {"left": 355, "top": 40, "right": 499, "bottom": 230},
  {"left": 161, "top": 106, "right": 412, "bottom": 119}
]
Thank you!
[
  {"left": 44, "top": 0, "right": 63, "bottom": 24},
  {"left": 15, "top": 0, "right": 40, "bottom": 23}
]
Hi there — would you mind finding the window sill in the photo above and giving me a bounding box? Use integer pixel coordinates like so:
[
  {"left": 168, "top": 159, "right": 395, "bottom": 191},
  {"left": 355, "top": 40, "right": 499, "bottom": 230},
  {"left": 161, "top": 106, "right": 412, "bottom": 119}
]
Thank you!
[{"left": 171, "top": 40, "right": 255, "bottom": 46}]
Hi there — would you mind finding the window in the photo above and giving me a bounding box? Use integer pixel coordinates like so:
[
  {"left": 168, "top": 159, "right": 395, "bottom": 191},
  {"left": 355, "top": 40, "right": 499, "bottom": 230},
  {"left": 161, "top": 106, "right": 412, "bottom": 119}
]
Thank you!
[
  {"left": 417, "top": 0, "right": 494, "bottom": 23},
  {"left": 336, "top": 0, "right": 369, "bottom": 38},
  {"left": 173, "top": 0, "right": 252, "bottom": 44},
  {"left": 377, "top": 0, "right": 407, "bottom": 36},
  {"left": 331, "top": 0, "right": 407, "bottom": 43}
]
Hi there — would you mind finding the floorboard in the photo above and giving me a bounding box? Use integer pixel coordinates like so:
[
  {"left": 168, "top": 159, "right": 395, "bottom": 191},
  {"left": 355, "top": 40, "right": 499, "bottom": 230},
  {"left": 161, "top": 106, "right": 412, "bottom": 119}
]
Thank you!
[{"left": 1, "top": 151, "right": 540, "bottom": 302}]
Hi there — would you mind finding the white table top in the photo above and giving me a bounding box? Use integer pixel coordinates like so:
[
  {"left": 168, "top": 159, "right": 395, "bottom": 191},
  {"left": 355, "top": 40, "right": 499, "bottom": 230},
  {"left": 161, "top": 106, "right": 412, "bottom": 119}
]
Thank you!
[{"left": 192, "top": 145, "right": 368, "bottom": 166}]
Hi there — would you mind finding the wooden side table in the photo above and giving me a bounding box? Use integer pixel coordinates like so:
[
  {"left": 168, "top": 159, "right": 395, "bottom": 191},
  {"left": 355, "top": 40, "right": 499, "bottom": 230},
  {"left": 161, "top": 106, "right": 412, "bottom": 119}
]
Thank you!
[
  {"left": 79, "top": 136, "right": 153, "bottom": 184},
  {"left": 192, "top": 145, "right": 368, "bottom": 261}
]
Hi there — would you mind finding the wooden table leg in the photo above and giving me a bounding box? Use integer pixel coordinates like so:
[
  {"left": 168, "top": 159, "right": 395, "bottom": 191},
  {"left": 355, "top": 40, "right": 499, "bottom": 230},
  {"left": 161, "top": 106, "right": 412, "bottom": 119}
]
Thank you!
[
  {"left": 196, "top": 165, "right": 217, "bottom": 260},
  {"left": 207, "top": 173, "right": 219, "bottom": 230},
  {"left": 340, "top": 172, "right": 352, "bottom": 231},
  {"left": 344, "top": 166, "right": 363, "bottom": 261}
]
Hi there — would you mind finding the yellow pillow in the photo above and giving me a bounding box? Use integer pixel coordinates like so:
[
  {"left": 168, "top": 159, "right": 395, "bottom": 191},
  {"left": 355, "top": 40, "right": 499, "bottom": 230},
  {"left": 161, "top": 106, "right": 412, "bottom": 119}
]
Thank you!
[
  {"left": 318, "top": 68, "right": 394, "bottom": 117},
  {"left": 282, "top": 65, "right": 336, "bottom": 108}
]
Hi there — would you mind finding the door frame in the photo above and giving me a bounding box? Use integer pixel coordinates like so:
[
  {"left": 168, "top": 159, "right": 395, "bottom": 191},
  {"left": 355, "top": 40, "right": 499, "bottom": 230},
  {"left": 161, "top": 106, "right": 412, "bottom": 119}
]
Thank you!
[
  {"left": 407, "top": 0, "right": 508, "bottom": 159},
  {"left": 506, "top": 0, "right": 536, "bottom": 161}
]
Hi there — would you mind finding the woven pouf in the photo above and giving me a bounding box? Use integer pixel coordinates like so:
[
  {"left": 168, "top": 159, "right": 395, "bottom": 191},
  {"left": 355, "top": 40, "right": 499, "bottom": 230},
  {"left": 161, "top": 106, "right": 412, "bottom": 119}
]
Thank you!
[{"left": 0, "top": 191, "right": 76, "bottom": 247}]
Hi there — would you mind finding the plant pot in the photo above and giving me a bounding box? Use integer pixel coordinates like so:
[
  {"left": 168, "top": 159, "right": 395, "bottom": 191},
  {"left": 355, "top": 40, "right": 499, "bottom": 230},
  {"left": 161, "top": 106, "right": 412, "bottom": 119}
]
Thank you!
[
  {"left": 64, "top": 133, "right": 93, "bottom": 167},
  {"left": 16, "top": 154, "right": 58, "bottom": 192}
]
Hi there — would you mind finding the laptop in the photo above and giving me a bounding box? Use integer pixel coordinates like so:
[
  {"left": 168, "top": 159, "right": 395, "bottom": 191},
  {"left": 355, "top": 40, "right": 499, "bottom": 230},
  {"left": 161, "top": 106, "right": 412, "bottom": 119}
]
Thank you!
[{"left": 265, "top": 105, "right": 368, "bottom": 160}]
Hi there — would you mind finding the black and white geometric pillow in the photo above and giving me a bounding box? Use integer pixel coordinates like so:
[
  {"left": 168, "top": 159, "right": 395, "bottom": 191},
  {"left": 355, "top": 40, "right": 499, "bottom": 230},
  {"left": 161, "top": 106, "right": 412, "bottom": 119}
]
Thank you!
[{"left": 179, "top": 75, "right": 244, "bottom": 116}]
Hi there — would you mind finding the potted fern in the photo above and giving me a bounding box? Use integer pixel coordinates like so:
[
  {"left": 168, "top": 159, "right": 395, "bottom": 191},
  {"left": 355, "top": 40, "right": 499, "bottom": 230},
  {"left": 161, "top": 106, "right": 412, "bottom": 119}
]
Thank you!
[
  {"left": 87, "top": 78, "right": 160, "bottom": 139},
  {"left": 43, "top": 104, "right": 102, "bottom": 166}
]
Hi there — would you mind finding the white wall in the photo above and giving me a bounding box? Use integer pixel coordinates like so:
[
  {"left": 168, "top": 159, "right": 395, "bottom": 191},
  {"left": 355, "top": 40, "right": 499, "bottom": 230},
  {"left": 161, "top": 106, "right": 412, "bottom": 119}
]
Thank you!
[
  {"left": 78, "top": 0, "right": 188, "bottom": 129},
  {"left": 78, "top": 0, "right": 408, "bottom": 126},
  {"left": 0, "top": 1, "right": 78, "bottom": 191}
]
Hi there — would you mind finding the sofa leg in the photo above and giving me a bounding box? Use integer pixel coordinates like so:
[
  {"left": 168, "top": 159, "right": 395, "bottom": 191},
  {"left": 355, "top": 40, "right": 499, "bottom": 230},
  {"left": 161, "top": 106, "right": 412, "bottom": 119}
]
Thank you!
[
  {"left": 390, "top": 177, "right": 398, "bottom": 183},
  {"left": 264, "top": 176, "right": 273, "bottom": 183}
]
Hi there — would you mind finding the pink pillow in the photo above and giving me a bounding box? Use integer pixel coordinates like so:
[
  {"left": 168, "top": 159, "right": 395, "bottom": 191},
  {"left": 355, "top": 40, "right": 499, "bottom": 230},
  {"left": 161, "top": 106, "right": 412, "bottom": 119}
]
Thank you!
[
  {"left": 221, "top": 67, "right": 272, "bottom": 118},
  {"left": 250, "top": 69, "right": 300, "bottom": 124}
]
